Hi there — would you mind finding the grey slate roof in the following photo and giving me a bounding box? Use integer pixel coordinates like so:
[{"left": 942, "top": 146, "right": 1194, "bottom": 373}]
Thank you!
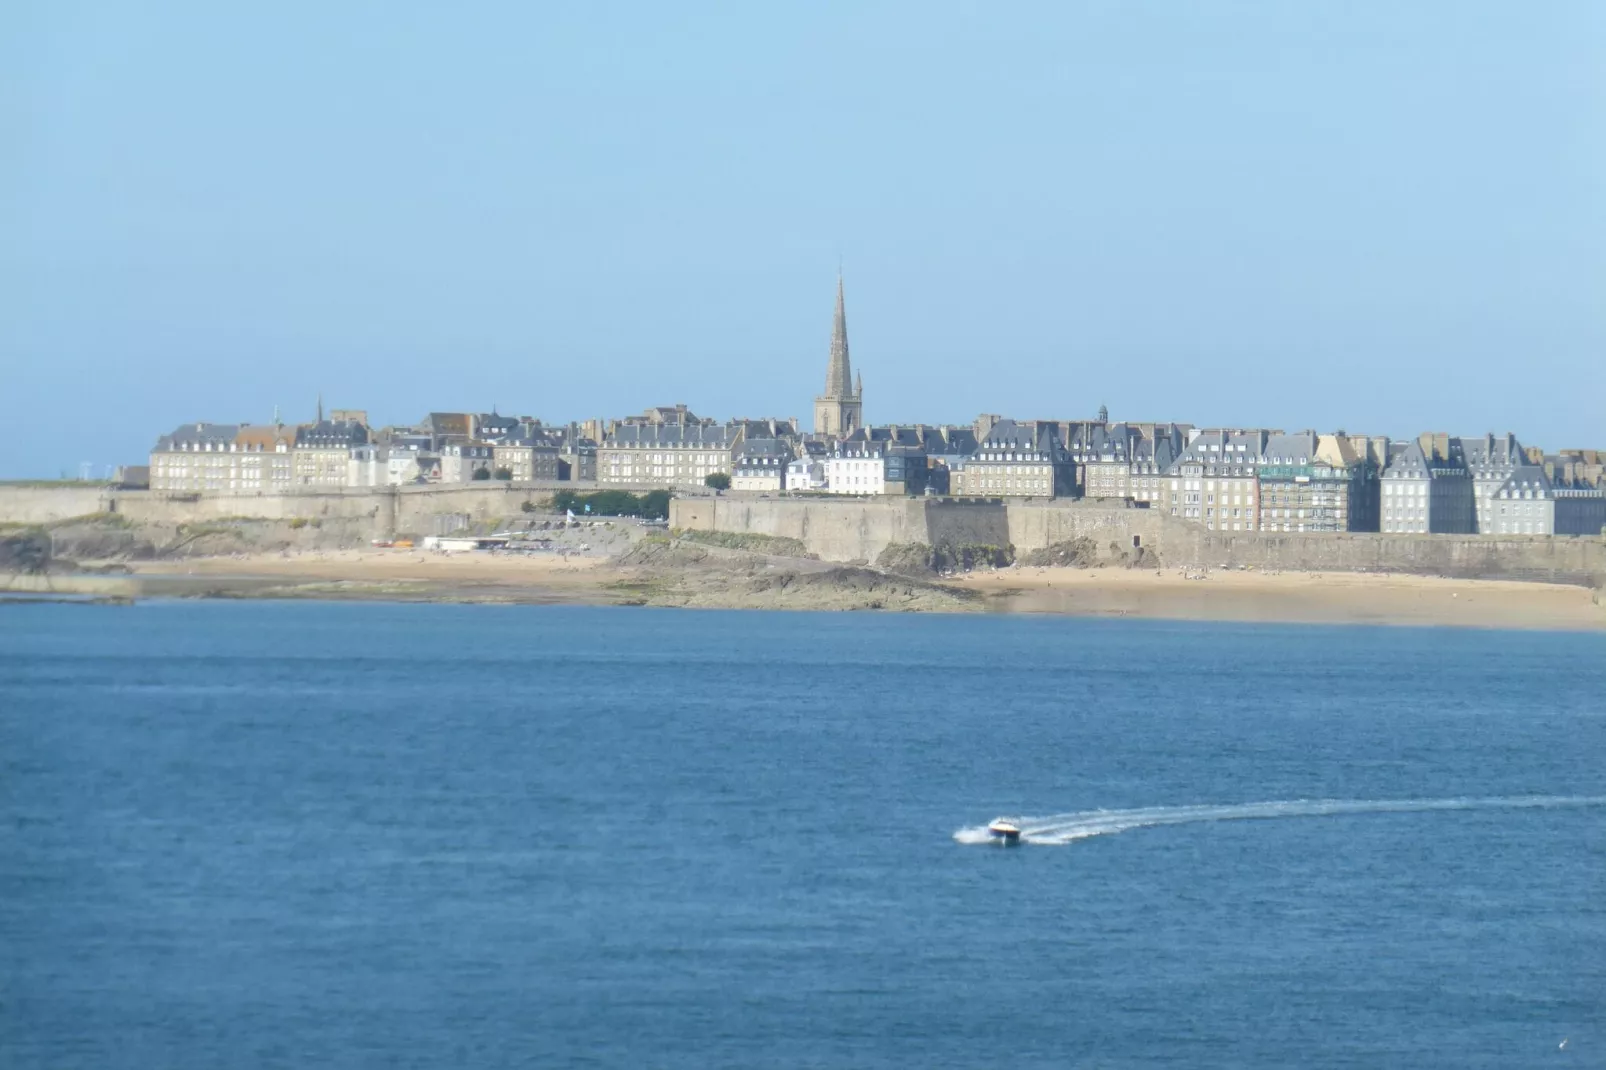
[
  {"left": 1384, "top": 439, "right": 1472, "bottom": 480},
  {"left": 1462, "top": 432, "right": 1525, "bottom": 467},
  {"left": 604, "top": 423, "right": 741, "bottom": 448},
  {"left": 1495, "top": 465, "right": 1552, "bottom": 498},
  {"left": 295, "top": 420, "right": 369, "bottom": 448},
  {"left": 474, "top": 412, "right": 522, "bottom": 440},
  {"left": 735, "top": 437, "right": 793, "bottom": 462},
  {"left": 976, "top": 419, "right": 1068, "bottom": 460},
  {"left": 1383, "top": 440, "right": 1432, "bottom": 478},
  {"left": 1262, "top": 431, "right": 1319, "bottom": 466},
  {"left": 1169, "top": 429, "right": 1270, "bottom": 472},
  {"left": 153, "top": 422, "right": 242, "bottom": 451}
]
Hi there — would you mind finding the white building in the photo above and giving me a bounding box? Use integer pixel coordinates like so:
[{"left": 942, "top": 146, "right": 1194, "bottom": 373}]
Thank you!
[
  {"left": 786, "top": 454, "right": 827, "bottom": 491},
  {"left": 150, "top": 422, "right": 295, "bottom": 493},
  {"left": 823, "top": 454, "right": 884, "bottom": 495}
]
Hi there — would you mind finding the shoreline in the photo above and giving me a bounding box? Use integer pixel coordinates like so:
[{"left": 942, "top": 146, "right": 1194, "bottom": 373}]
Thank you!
[{"left": 5, "top": 549, "right": 1598, "bottom": 631}]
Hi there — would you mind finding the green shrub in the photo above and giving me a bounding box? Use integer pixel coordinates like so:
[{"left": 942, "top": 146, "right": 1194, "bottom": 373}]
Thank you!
[{"left": 551, "top": 489, "right": 670, "bottom": 520}]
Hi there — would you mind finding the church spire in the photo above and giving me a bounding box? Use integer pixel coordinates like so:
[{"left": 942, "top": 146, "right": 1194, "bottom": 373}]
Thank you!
[
  {"left": 316, "top": 392, "right": 324, "bottom": 424},
  {"left": 825, "top": 274, "right": 852, "bottom": 397},
  {"left": 813, "top": 272, "right": 864, "bottom": 436}
]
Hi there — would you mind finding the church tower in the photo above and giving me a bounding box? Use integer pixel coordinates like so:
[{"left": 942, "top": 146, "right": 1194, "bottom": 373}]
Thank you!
[{"left": 813, "top": 275, "right": 863, "bottom": 436}]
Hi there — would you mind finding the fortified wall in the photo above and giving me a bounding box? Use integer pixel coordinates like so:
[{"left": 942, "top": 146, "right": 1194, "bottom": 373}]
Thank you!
[
  {"left": 671, "top": 497, "right": 1606, "bottom": 585},
  {"left": 5, "top": 484, "right": 1602, "bottom": 584},
  {"left": 0, "top": 483, "right": 574, "bottom": 538},
  {"left": 669, "top": 497, "right": 1015, "bottom": 563}
]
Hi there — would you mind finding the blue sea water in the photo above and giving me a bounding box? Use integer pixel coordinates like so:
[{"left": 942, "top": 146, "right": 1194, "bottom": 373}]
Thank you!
[{"left": 2, "top": 601, "right": 1604, "bottom": 1069}]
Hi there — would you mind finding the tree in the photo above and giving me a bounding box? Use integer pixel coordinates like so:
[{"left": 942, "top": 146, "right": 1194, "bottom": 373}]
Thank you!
[
  {"left": 640, "top": 490, "right": 671, "bottom": 519},
  {"left": 703, "top": 472, "right": 731, "bottom": 490},
  {"left": 471, "top": 467, "right": 492, "bottom": 481},
  {"left": 494, "top": 467, "right": 513, "bottom": 481}
]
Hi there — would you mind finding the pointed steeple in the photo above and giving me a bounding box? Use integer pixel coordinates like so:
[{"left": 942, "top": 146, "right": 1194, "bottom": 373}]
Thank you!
[
  {"left": 316, "top": 392, "right": 324, "bottom": 424},
  {"left": 825, "top": 274, "right": 852, "bottom": 397},
  {"left": 813, "top": 272, "right": 864, "bottom": 436}
]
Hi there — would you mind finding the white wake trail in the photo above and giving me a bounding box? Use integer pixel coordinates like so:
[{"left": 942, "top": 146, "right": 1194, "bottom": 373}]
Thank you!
[{"left": 954, "top": 795, "right": 1606, "bottom": 846}]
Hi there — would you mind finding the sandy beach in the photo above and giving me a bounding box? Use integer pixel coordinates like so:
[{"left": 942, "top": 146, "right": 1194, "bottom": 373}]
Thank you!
[
  {"left": 117, "top": 550, "right": 1606, "bottom": 630},
  {"left": 950, "top": 566, "right": 1606, "bottom": 630}
]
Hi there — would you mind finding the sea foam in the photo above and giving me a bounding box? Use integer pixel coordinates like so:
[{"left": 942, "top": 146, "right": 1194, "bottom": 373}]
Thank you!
[{"left": 954, "top": 795, "right": 1606, "bottom": 846}]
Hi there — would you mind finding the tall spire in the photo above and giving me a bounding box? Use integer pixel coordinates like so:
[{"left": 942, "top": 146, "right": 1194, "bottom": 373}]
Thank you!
[
  {"left": 825, "top": 274, "right": 852, "bottom": 397},
  {"left": 316, "top": 392, "right": 324, "bottom": 424}
]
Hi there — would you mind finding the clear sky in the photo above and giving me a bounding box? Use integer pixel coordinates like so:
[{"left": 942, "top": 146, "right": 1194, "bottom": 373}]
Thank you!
[{"left": 5, "top": 1, "right": 1603, "bottom": 476}]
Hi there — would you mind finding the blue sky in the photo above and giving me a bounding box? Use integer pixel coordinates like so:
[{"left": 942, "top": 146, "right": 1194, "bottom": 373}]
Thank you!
[{"left": 5, "top": 1, "right": 1602, "bottom": 476}]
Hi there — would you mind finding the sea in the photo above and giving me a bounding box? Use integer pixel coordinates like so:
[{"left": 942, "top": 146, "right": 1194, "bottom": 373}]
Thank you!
[{"left": 2, "top": 601, "right": 1603, "bottom": 1069}]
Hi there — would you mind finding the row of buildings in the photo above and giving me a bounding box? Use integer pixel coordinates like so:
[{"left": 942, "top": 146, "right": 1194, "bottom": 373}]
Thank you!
[{"left": 144, "top": 277, "right": 1606, "bottom": 538}]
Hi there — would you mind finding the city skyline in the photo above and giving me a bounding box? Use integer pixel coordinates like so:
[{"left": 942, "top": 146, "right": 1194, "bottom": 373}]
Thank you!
[{"left": 8, "top": 2, "right": 1603, "bottom": 476}]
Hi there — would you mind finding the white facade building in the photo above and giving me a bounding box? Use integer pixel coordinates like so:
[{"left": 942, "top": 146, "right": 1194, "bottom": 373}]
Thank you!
[{"left": 823, "top": 452, "right": 886, "bottom": 495}]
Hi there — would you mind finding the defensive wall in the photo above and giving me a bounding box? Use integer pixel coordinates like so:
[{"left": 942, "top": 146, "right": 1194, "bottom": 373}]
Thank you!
[
  {"left": 0, "top": 483, "right": 594, "bottom": 537},
  {"left": 5, "top": 485, "right": 1602, "bottom": 584},
  {"left": 671, "top": 497, "right": 1606, "bottom": 584}
]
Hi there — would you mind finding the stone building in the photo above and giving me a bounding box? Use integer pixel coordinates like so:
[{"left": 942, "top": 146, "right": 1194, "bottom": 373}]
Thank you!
[
  {"left": 1462, "top": 432, "right": 1527, "bottom": 534},
  {"left": 813, "top": 276, "right": 863, "bottom": 437},
  {"left": 1256, "top": 431, "right": 1382, "bottom": 533},
  {"left": 598, "top": 423, "right": 743, "bottom": 487},
  {"left": 293, "top": 418, "right": 369, "bottom": 487},
  {"left": 1163, "top": 429, "right": 1270, "bottom": 530},
  {"left": 949, "top": 420, "right": 1075, "bottom": 498},
  {"left": 1068, "top": 421, "right": 1185, "bottom": 505},
  {"left": 732, "top": 438, "right": 793, "bottom": 491},
  {"left": 150, "top": 422, "right": 294, "bottom": 492},
  {"left": 438, "top": 442, "right": 496, "bottom": 482},
  {"left": 493, "top": 440, "right": 562, "bottom": 482},
  {"left": 1380, "top": 436, "right": 1474, "bottom": 534},
  {"left": 1486, "top": 467, "right": 1606, "bottom": 536},
  {"left": 420, "top": 412, "right": 473, "bottom": 451}
]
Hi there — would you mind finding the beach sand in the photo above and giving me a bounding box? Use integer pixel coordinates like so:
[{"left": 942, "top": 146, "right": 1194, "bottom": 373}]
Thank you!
[
  {"left": 951, "top": 566, "right": 1606, "bottom": 630},
  {"left": 122, "top": 550, "right": 1606, "bottom": 629}
]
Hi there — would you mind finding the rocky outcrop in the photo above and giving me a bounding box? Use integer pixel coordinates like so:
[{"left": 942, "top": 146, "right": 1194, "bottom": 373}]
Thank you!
[{"left": 0, "top": 528, "right": 51, "bottom": 574}]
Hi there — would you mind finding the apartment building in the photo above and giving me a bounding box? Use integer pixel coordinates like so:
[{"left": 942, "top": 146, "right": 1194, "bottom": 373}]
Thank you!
[
  {"left": 1163, "top": 430, "right": 1270, "bottom": 531},
  {"left": 1257, "top": 432, "right": 1382, "bottom": 533},
  {"left": 1381, "top": 436, "right": 1474, "bottom": 534},
  {"left": 950, "top": 420, "right": 1075, "bottom": 498},
  {"left": 598, "top": 423, "right": 742, "bottom": 487}
]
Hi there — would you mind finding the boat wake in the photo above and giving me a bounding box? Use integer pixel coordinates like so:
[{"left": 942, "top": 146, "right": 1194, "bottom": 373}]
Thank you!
[{"left": 953, "top": 795, "right": 1606, "bottom": 846}]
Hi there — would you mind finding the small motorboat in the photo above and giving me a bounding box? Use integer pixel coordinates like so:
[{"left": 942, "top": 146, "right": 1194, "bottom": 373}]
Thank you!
[{"left": 987, "top": 818, "right": 1022, "bottom": 845}]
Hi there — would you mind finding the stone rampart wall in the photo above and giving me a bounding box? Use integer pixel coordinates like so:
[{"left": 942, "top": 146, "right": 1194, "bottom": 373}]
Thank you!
[
  {"left": 671, "top": 497, "right": 933, "bottom": 562},
  {"left": 671, "top": 496, "right": 1606, "bottom": 582},
  {"left": 1163, "top": 529, "right": 1606, "bottom": 583},
  {"left": 7, "top": 485, "right": 1602, "bottom": 583},
  {"left": 0, "top": 484, "right": 575, "bottom": 538},
  {"left": 0, "top": 486, "right": 111, "bottom": 524}
]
